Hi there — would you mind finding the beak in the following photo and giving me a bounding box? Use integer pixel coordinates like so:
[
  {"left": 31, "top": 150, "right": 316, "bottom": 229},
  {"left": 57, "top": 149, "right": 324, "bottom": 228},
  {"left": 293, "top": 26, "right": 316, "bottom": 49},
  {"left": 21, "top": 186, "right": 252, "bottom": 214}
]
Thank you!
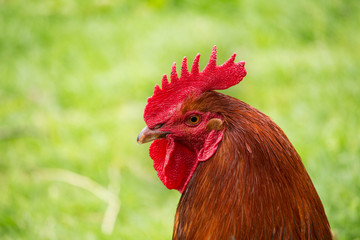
[{"left": 137, "top": 126, "right": 171, "bottom": 144}]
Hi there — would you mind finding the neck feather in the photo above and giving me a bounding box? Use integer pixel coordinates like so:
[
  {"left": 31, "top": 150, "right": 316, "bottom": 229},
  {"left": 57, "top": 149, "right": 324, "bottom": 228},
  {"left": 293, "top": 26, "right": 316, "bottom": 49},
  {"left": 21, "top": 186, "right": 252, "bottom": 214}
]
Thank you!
[{"left": 173, "top": 93, "right": 331, "bottom": 240}]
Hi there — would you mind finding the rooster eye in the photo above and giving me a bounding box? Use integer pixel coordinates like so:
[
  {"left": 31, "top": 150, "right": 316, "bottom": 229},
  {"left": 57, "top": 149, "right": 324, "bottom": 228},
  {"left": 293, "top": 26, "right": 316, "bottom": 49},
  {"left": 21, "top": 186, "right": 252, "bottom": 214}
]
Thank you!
[{"left": 186, "top": 115, "right": 201, "bottom": 126}]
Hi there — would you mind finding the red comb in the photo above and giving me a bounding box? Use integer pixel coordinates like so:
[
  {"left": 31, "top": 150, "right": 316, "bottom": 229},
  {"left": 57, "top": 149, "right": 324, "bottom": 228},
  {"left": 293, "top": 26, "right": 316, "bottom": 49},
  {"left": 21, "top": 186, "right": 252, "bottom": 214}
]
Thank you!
[{"left": 144, "top": 46, "right": 246, "bottom": 128}]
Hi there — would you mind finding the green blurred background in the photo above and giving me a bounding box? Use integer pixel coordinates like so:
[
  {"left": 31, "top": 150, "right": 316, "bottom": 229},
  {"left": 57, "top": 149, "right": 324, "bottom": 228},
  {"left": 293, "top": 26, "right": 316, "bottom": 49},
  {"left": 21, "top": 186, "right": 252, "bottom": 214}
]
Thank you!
[{"left": 0, "top": 0, "right": 359, "bottom": 239}]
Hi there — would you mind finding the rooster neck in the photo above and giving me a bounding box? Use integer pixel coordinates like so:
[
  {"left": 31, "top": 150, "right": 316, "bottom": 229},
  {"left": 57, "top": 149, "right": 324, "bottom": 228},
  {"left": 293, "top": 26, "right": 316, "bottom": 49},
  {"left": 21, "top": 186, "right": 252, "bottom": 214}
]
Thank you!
[{"left": 172, "top": 94, "right": 332, "bottom": 240}]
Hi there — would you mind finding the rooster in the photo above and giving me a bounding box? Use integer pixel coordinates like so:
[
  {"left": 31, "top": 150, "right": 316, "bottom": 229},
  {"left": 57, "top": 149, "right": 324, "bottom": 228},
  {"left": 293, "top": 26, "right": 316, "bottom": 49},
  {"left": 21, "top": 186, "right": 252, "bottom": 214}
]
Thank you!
[{"left": 137, "top": 46, "right": 332, "bottom": 239}]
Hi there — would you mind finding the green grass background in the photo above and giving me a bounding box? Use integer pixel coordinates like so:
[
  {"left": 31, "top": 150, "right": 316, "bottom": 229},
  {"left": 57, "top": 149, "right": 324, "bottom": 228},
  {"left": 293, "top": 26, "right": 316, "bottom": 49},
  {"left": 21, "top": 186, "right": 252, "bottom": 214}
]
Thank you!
[{"left": 0, "top": 0, "right": 359, "bottom": 239}]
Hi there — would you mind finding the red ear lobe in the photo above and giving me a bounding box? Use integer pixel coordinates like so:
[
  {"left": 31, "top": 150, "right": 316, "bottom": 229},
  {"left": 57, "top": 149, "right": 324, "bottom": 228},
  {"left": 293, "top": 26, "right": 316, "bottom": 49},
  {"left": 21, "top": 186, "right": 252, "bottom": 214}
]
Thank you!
[{"left": 197, "top": 129, "right": 225, "bottom": 161}]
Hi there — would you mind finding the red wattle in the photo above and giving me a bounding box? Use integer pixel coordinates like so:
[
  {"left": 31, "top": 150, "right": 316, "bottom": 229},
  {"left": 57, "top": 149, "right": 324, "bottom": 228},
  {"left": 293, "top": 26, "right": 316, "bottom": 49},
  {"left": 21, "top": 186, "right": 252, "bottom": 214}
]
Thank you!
[
  {"left": 149, "top": 128, "right": 224, "bottom": 193},
  {"left": 150, "top": 138, "right": 198, "bottom": 193}
]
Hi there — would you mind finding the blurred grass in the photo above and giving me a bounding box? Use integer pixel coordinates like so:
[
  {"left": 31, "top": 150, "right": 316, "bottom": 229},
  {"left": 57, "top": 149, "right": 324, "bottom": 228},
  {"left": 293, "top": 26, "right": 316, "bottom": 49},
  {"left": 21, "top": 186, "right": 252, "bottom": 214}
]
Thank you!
[{"left": 0, "top": 0, "right": 359, "bottom": 239}]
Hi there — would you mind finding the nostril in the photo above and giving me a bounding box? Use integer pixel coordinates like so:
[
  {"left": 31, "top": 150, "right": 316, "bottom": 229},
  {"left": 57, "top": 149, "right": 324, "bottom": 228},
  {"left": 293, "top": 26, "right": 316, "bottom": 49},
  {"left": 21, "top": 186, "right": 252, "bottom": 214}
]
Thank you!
[{"left": 153, "top": 123, "right": 164, "bottom": 130}]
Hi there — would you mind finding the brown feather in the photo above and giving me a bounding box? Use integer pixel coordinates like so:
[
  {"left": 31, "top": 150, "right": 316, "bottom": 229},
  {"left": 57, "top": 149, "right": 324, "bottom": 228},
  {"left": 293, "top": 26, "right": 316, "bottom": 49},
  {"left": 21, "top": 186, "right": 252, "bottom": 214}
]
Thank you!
[{"left": 173, "top": 91, "right": 332, "bottom": 240}]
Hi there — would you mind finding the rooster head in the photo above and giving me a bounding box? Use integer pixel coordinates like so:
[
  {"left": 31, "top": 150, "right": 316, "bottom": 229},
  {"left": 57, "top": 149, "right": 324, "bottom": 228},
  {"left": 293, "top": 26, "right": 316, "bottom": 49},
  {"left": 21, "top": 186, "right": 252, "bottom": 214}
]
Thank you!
[{"left": 137, "top": 46, "right": 246, "bottom": 193}]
